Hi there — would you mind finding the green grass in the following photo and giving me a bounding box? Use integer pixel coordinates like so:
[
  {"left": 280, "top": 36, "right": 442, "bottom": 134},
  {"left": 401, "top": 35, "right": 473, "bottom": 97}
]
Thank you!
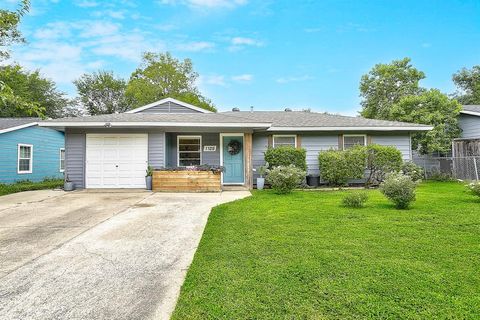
[
  {"left": 0, "top": 178, "right": 63, "bottom": 196},
  {"left": 172, "top": 182, "right": 480, "bottom": 319}
]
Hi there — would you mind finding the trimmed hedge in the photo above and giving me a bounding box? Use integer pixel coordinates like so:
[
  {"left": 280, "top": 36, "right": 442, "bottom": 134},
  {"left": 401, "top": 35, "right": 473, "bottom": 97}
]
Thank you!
[
  {"left": 366, "top": 144, "right": 403, "bottom": 185},
  {"left": 318, "top": 146, "right": 367, "bottom": 186},
  {"left": 0, "top": 178, "right": 63, "bottom": 196},
  {"left": 264, "top": 146, "right": 307, "bottom": 171}
]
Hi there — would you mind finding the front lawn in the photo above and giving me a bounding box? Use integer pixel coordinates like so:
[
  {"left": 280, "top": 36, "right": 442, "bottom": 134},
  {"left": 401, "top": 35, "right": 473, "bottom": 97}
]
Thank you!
[
  {"left": 172, "top": 182, "right": 480, "bottom": 319},
  {"left": 0, "top": 178, "right": 63, "bottom": 196}
]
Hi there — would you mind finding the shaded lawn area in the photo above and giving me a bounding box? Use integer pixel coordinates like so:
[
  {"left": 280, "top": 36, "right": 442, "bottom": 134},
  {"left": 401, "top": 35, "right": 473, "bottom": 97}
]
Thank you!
[
  {"left": 172, "top": 182, "right": 480, "bottom": 319},
  {"left": 0, "top": 178, "right": 63, "bottom": 196}
]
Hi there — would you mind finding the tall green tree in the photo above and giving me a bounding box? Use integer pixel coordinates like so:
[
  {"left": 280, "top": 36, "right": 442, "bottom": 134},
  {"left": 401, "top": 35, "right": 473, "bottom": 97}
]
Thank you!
[
  {"left": 0, "top": 64, "right": 75, "bottom": 118},
  {"left": 74, "top": 71, "right": 130, "bottom": 115},
  {"left": 390, "top": 89, "right": 462, "bottom": 154},
  {"left": 0, "top": 0, "right": 30, "bottom": 61},
  {"left": 359, "top": 57, "right": 425, "bottom": 119},
  {"left": 452, "top": 65, "right": 480, "bottom": 105},
  {"left": 125, "top": 52, "right": 216, "bottom": 112}
]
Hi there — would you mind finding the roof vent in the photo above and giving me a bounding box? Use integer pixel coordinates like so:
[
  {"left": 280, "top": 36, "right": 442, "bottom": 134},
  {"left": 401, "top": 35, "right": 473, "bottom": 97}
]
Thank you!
[
  {"left": 250, "top": 106, "right": 254, "bottom": 113},
  {"left": 232, "top": 107, "right": 240, "bottom": 112},
  {"left": 284, "top": 108, "right": 292, "bottom": 112}
]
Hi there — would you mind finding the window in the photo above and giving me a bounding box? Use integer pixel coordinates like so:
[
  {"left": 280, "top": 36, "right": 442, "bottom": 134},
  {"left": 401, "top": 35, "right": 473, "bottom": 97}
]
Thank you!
[
  {"left": 60, "top": 148, "right": 65, "bottom": 172},
  {"left": 178, "top": 136, "right": 201, "bottom": 166},
  {"left": 273, "top": 135, "right": 296, "bottom": 148},
  {"left": 18, "top": 144, "right": 33, "bottom": 174},
  {"left": 343, "top": 135, "right": 366, "bottom": 150}
]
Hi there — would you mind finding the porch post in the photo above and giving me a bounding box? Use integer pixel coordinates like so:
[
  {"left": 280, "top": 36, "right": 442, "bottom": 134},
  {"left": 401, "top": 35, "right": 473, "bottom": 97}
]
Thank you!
[{"left": 244, "top": 133, "right": 253, "bottom": 189}]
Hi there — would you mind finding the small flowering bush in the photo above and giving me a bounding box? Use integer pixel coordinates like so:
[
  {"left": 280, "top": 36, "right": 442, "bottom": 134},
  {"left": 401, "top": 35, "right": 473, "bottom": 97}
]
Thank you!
[
  {"left": 401, "top": 161, "right": 424, "bottom": 182},
  {"left": 342, "top": 191, "right": 369, "bottom": 208},
  {"left": 266, "top": 165, "right": 306, "bottom": 194},
  {"left": 379, "top": 172, "right": 417, "bottom": 209},
  {"left": 466, "top": 181, "right": 480, "bottom": 198}
]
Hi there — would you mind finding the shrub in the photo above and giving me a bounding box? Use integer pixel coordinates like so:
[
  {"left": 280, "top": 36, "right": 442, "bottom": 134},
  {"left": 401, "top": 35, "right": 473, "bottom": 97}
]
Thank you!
[
  {"left": 0, "top": 178, "right": 63, "bottom": 196},
  {"left": 342, "top": 191, "right": 368, "bottom": 208},
  {"left": 266, "top": 165, "right": 306, "bottom": 194},
  {"left": 379, "top": 173, "right": 417, "bottom": 209},
  {"left": 401, "top": 161, "right": 424, "bottom": 182},
  {"left": 366, "top": 144, "right": 403, "bottom": 185},
  {"left": 264, "top": 146, "right": 307, "bottom": 171},
  {"left": 318, "top": 146, "right": 367, "bottom": 186},
  {"left": 427, "top": 169, "right": 453, "bottom": 181},
  {"left": 466, "top": 181, "right": 480, "bottom": 198}
]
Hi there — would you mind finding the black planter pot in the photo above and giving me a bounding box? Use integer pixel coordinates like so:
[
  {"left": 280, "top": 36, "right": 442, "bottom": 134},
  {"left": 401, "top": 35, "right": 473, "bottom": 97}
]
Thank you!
[{"left": 306, "top": 175, "right": 320, "bottom": 187}]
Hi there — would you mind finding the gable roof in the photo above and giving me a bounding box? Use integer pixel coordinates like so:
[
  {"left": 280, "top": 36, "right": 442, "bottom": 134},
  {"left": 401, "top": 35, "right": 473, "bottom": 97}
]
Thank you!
[
  {"left": 461, "top": 105, "right": 480, "bottom": 116},
  {"left": 125, "top": 97, "right": 213, "bottom": 114},
  {"left": 223, "top": 111, "right": 433, "bottom": 131},
  {"left": 0, "top": 118, "right": 40, "bottom": 134}
]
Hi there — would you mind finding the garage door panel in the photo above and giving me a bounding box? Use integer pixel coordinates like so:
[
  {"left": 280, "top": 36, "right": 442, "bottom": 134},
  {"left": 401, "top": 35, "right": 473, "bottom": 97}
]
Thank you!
[{"left": 86, "top": 134, "right": 148, "bottom": 188}]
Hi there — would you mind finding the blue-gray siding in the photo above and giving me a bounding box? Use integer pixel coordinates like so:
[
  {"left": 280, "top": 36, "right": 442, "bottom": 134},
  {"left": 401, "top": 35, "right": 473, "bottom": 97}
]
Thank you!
[
  {"left": 137, "top": 101, "right": 202, "bottom": 114},
  {"left": 252, "top": 132, "right": 412, "bottom": 181},
  {"left": 65, "top": 133, "right": 85, "bottom": 188},
  {"left": 370, "top": 134, "right": 411, "bottom": 160},
  {"left": 459, "top": 114, "right": 480, "bottom": 139},
  {"left": 0, "top": 126, "right": 64, "bottom": 184},
  {"left": 148, "top": 132, "right": 165, "bottom": 169},
  {"left": 165, "top": 133, "right": 220, "bottom": 167}
]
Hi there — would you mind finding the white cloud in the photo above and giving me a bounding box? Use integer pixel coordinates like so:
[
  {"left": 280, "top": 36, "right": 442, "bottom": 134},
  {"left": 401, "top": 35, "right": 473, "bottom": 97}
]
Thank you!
[
  {"left": 158, "top": 0, "right": 247, "bottom": 9},
  {"left": 92, "top": 10, "right": 126, "bottom": 19},
  {"left": 232, "top": 74, "right": 253, "bottom": 82},
  {"left": 75, "top": 0, "right": 99, "bottom": 8},
  {"left": 175, "top": 41, "right": 215, "bottom": 52},
  {"left": 198, "top": 74, "right": 227, "bottom": 86},
  {"left": 79, "top": 21, "right": 120, "bottom": 38},
  {"left": 228, "top": 37, "right": 263, "bottom": 51},
  {"left": 422, "top": 42, "right": 432, "bottom": 48},
  {"left": 34, "top": 22, "right": 72, "bottom": 40},
  {"left": 276, "top": 75, "right": 314, "bottom": 84},
  {"left": 231, "top": 37, "right": 262, "bottom": 46}
]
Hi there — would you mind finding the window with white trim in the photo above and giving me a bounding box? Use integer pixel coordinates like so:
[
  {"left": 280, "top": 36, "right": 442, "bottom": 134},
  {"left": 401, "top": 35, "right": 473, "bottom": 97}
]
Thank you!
[
  {"left": 343, "top": 135, "right": 366, "bottom": 150},
  {"left": 60, "top": 148, "right": 65, "bottom": 172},
  {"left": 18, "top": 144, "right": 33, "bottom": 173},
  {"left": 178, "top": 136, "right": 201, "bottom": 166},
  {"left": 273, "top": 135, "right": 296, "bottom": 148}
]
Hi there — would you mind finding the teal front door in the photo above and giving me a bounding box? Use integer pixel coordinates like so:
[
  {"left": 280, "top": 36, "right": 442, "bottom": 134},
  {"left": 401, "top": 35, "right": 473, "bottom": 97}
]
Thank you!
[{"left": 222, "top": 135, "right": 244, "bottom": 184}]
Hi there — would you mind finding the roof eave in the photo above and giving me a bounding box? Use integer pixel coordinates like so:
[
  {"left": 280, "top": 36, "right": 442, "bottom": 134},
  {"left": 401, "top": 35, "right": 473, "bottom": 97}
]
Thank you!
[
  {"left": 460, "top": 110, "right": 480, "bottom": 117},
  {"left": 0, "top": 122, "right": 38, "bottom": 134},
  {"left": 267, "top": 126, "right": 434, "bottom": 131},
  {"left": 39, "top": 121, "right": 271, "bottom": 129}
]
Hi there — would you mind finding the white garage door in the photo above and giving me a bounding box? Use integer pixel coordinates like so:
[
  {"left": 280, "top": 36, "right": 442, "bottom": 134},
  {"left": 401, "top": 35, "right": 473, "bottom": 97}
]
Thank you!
[{"left": 86, "top": 134, "right": 148, "bottom": 188}]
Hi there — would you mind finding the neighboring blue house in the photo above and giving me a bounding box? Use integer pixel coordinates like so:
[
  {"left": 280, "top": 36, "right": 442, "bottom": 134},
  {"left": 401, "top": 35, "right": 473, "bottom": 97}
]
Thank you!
[{"left": 0, "top": 118, "right": 65, "bottom": 184}]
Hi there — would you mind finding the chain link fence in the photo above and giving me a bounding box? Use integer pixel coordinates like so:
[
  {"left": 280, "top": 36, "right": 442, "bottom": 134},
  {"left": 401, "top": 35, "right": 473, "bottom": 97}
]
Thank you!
[{"left": 413, "top": 154, "right": 480, "bottom": 181}]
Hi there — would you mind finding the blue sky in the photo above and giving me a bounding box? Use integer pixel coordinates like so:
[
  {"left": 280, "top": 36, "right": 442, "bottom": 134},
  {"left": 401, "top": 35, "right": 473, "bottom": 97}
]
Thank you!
[{"left": 4, "top": 0, "right": 480, "bottom": 114}]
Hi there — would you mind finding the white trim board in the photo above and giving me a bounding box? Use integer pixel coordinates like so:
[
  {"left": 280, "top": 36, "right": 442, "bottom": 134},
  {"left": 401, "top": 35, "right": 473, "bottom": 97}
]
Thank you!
[
  {"left": 39, "top": 122, "right": 271, "bottom": 128},
  {"left": 0, "top": 122, "right": 37, "bottom": 134},
  {"left": 125, "top": 97, "right": 213, "bottom": 114},
  {"left": 267, "top": 126, "right": 433, "bottom": 131},
  {"left": 460, "top": 110, "right": 480, "bottom": 117}
]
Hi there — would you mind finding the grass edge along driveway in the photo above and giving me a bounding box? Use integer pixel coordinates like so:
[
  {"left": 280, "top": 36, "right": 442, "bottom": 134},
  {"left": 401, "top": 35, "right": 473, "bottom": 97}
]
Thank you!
[{"left": 172, "top": 182, "right": 480, "bottom": 319}]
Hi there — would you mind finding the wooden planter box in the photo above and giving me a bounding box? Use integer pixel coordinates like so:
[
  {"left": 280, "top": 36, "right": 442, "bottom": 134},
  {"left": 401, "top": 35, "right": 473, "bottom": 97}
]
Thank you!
[{"left": 152, "top": 170, "right": 222, "bottom": 192}]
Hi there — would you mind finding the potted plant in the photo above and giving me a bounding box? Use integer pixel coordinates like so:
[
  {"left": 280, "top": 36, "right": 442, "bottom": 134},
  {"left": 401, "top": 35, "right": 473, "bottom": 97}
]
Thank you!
[
  {"left": 145, "top": 165, "right": 153, "bottom": 190},
  {"left": 256, "top": 164, "right": 268, "bottom": 190},
  {"left": 64, "top": 174, "right": 75, "bottom": 191}
]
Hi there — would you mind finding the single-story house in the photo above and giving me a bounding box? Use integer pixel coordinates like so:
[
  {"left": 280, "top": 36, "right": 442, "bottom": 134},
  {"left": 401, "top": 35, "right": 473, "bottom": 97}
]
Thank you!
[
  {"left": 40, "top": 98, "right": 432, "bottom": 189},
  {"left": 0, "top": 118, "right": 65, "bottom": 184},
  {"left": 459, "top": 105, "right": 480, "bottom": 139}
]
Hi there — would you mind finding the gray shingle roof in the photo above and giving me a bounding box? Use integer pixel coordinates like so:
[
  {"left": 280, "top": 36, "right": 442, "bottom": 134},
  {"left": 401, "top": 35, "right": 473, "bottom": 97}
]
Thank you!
[
  {"left": 41, "top": 113, "right": 268, "bottom": 124},
  {"left": 40, "top": 111, "right": 432, "bottom": 131},
  {"left": 222, "top": 111, "right": 430, "bottom": 128},
  {"left": 462, "top": 105, "right": 480, "bottom": 114},
  {"left": 0, "top": 117, "right": 40, "bottom": 131}
]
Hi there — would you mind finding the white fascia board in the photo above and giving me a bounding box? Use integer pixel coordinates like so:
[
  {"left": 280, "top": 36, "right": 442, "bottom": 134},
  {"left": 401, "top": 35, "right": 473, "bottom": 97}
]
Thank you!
[
  {"left": 125, "top": 97, "right": 213, "bottom": 114},
  {"left": 267, "top": 126, "right": 434, "bottom": 132},
  {"left": 460, "top": 110, "right": 480, "bottom": 117},
  {"left": 0, "top": 122, "right": 37, "bottom": 134},
  {"left": 39, "top": 121, "right": 271, "bottom": 128}
]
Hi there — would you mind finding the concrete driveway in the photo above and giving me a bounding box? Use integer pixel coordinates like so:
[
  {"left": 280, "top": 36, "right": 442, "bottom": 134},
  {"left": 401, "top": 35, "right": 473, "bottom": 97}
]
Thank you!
[{"left": 0, "top": 189, "right": 250, "bottom": 320}]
